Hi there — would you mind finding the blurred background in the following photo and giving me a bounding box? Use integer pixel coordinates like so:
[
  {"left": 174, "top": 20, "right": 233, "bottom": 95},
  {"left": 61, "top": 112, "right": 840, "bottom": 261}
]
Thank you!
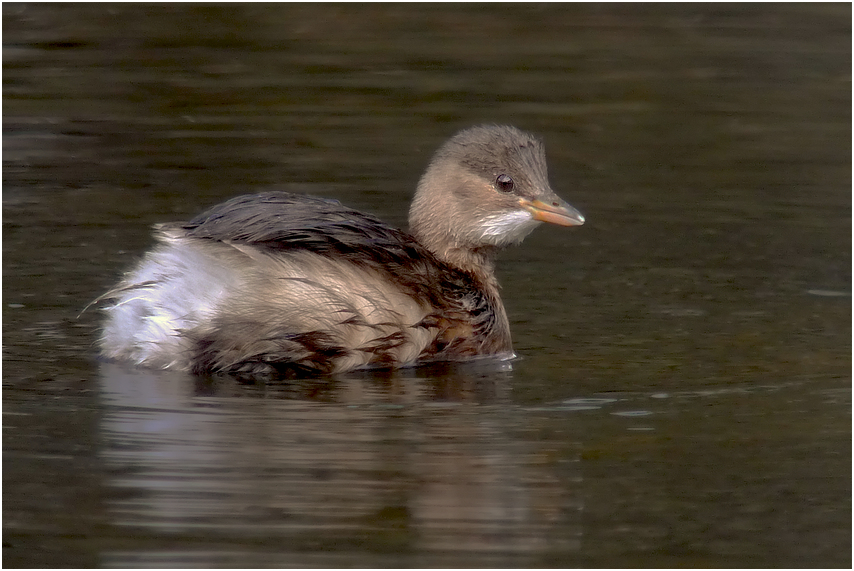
[{"left": 3, "top": 3, "right": 850, "bottom": 567}]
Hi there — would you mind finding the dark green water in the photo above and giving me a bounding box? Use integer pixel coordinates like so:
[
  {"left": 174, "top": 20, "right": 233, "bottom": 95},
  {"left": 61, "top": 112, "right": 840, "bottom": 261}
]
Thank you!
[{"left": 3, "top": 4, "right": 850, "bottom": 567}]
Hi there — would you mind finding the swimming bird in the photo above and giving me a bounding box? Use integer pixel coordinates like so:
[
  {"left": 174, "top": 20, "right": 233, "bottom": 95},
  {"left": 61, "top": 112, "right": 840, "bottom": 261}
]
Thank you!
[{"left": 98, "top": 125, "right": 585, "bottom": 376}]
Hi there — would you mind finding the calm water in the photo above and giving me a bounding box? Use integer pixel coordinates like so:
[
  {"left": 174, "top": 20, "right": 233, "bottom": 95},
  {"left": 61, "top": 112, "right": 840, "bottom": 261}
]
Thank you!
[{"left": 3, "top": 4, "right": 851, "bottom": 568}]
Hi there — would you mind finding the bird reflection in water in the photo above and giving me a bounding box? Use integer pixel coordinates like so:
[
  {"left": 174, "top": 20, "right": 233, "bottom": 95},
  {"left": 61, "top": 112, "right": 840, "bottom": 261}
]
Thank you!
[{"left": 98, "top": 360, "right": 581, "bottom": 565}]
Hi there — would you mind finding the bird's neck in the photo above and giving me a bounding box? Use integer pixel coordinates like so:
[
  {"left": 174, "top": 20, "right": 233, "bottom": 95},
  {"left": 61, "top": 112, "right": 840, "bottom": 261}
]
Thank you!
[
  {"left": 439, "top": 245, "right": 499, "bottom": 290},
  {"left": 411, "top": 226, "right": 499, "bottom": 288}
]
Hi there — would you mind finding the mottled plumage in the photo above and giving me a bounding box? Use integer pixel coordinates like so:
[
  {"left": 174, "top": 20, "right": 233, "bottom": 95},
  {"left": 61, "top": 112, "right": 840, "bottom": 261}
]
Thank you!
[{"left": 98, "top": 125, "right": 584, "bottom": 375}]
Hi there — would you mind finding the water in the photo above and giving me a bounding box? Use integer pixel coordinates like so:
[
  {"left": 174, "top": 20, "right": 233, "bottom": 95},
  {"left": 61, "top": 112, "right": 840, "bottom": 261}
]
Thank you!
[{"left": 3, "top": 4, "right": 850, "bottom": 567}]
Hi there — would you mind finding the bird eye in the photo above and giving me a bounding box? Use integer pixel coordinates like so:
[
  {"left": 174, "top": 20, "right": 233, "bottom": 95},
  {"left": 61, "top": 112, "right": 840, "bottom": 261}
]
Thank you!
[{"left": 495, "top": 174, "right": 514, "bottom": 192}]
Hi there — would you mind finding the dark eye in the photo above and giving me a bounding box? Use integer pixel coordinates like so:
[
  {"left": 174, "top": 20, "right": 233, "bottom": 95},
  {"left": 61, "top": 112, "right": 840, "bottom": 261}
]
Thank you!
[{"left": 495, "top": 174, "right": 514, "bottom": 192}]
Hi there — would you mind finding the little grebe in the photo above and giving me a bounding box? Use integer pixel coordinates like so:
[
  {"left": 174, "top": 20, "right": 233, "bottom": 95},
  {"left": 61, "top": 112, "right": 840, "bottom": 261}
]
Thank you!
[{"left": 98, "top": 125, "right": 585, "bottom": 375}]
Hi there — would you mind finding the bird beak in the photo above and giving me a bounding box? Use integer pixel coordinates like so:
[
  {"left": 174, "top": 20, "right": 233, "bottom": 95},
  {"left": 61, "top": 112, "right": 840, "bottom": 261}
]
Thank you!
[{"left": 519, "top": 196, "right": 585, "bottom": 227}]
